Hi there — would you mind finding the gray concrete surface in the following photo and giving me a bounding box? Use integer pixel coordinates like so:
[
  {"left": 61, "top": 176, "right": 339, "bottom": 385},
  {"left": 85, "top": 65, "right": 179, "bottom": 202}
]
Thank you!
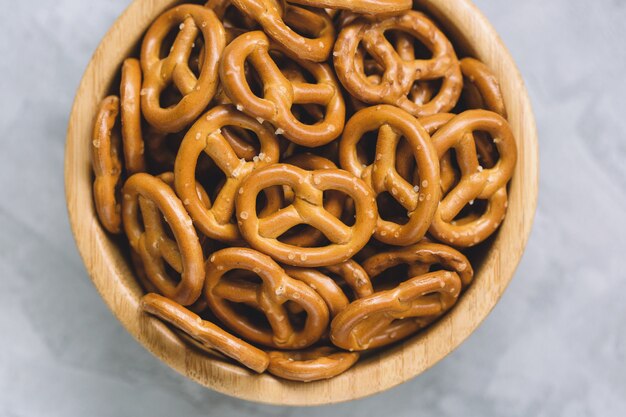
[{"left": 1, "top": 1, "right": 625, "bottom": 416}]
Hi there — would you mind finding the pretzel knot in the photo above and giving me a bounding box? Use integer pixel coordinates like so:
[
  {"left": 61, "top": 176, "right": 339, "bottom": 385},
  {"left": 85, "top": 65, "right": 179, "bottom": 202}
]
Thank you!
[
  {"left": 340, "top": 105, "right": 441, "bottom": 246},
  {"left": 334, "top": 11, "right": 462, "bottom": 117},
  {"left": 219, "top": 31, "right": 345, "bottom": 147},
  {"left": 270, "top": 153, "right": 345, "bottom": 248},
  {"left": 429, "top": 110, "right": 517, "bottom": 247},
  {"left": 141, "top": 293, "right": 270, "bottom": 373},
  {"left": 330, "top": 241, "right": 469, "bottom": 351},
  {"left": 174, "top": 105, "right": 280, "bottom": 242},
  {"left": 92, "top": 95, "right": 123, "bottom": 234},
  {"left": 140, "top": 5, "right": 226, "bottom": 133},
  {"left": 229, "top": 0, "right": 335, "bottom": 62},
  {"left": 122, "top": 173, "right": 205, "bottom": 305},
  {"left": 267, "top": 347, "right": 359, "bottom": 382},
  {"left": 204, "top": 248, "right": 329, "bottom": 348},
  {"left": 235, "top": 164, "right": 378, "bottom": 267},
  {"left": 287, "top": 0, "right": 411, "bottom": 15}
]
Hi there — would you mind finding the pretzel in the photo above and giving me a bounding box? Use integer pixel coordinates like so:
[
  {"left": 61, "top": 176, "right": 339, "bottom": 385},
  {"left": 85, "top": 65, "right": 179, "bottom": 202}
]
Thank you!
[
  {"left": 266, "top": 347, "right": 359, "bottom": 381},
  {"left": 120, "top": 58, "right": 146, "bottom": 174},
  {"left": 174, "top": 105, "right": 280, "bottom": 242},
  {"left": 460, "top": 58, "right": 507, "bottom": 119},
  {"left": 428, "top": 110, "right": 516, "bottom": 247},
  {"left": 330, "top": 270, "right": 461, "bottom": 351},
  {"left": 340, "top": 105, "right": 441, "bottom": 246},
  {"left": 235, "top": 163, "right": 377, "bottom": 267},
  {"left": 122, "top": 173, "right": 205, "bottom": 305},
  {"left": 333, "top": 11, "right": 462, "bottom": 117},
  {"left": 141, "top": 293, "right": 270, "bottom": 372},
  {"left": 362, "top": 240, "right": 473, "bottom": 288},
  {"left": 205, "top": 248, "right": 329, "bottom": 348},
  {"left": 92, "top": 95, "right": 123, "bottom": 234},
  {"left": 219, "top": 31, "right": 345, "bottom": 147},
  {"left": 140, "top": 5, "right": 226, "bottom": 132},
  {"left": 267, "top": 153, "right": 345, "bottom": 247},
  {"left": 229, "top": 0, "right": 334, "bottom": 62},
  {"left": 283, "top": 268, "right": 349, "bottom": 317},
  {"left": 460, "top": 58, "right": 507, "bottom": 167},
  {"left": 287, "top": 0, "right": 411, "bottom": 15}
]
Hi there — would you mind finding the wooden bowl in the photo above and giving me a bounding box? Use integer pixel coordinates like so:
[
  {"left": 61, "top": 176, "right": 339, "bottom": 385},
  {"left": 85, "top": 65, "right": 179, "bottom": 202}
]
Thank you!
[{"left": 65, "top": 0, "right": 538, "bottom": 405}]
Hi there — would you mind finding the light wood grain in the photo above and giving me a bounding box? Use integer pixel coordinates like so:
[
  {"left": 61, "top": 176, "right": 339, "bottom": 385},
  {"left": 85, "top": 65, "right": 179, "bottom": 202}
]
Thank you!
[{"left": 64, "top": 0, "right": 538, "bottom": 405}]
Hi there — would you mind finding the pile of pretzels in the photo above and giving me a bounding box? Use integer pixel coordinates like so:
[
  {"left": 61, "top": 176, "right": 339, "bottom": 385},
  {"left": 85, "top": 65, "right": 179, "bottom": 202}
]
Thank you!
[{"left": 91, "top": 0, "right": 517, "bottom": 382}]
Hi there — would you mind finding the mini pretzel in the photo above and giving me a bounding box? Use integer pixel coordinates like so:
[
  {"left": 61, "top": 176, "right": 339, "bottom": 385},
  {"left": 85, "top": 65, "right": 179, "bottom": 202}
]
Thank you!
[
  {"left": 122, "top": 173, "right": 205, "bottom": 305},
  {"left": 266, "top": 347, "right": 359, "bottom": 382},
  {"left": 334, "top": 11, "right": 462, "bottom": 117},
  {"left": 229, "top": 0, "right": 334, "bottom": 62},
  {"left": 92, "top": 95, "right": 122, "bottom": 234},
  {"left": 362, "top": 240, "right": 474, "bottom": 288},
  {"left": 140, "top": 5, "right": 226, "bottom": 132},
  {"left": 287, "top": 0, "right": 411, "bottom": 15},
  {"left": 205, "top": 248, "right": 329, "bottom": 348},
  {"left": 235, "top": 163, "right": 378, "bottom": 267},
  {"left": 141, "top": 293, "right": 269, "bottom": 373},
  {"left": 340, "top": 105, "right": 441, "bottom": 246},
  {"left": 460, "top": 58, "right": 507, "bottom": 167},
  {"left": 429, "top": 110, "right": 516, "bottom": 247},
  {"left": 120, "top": 58, "right": 146, "bottom": 174},
  {"left": 460, "top": 58, "right": 507, "bottom": 118},
  {"left": 174, "top": 105, "right": 280, "bottom": 242},
  {"left": 330, "top": 270, "right": 461, "bottom": 351},
  {"left": 269, "top": 153, "right": 345, "bottom": 247},
  {"left": 283, "top": 268, "right": 349, "bottom": 317},
  {"left": 219, "top": 31, "right": 345, "bottom": 147}
]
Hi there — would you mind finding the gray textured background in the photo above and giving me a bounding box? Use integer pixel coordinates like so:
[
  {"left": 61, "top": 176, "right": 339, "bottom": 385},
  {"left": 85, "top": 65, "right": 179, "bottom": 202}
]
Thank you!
[{"left": 1, "top": 1, "right": 625, "bottom": 416}]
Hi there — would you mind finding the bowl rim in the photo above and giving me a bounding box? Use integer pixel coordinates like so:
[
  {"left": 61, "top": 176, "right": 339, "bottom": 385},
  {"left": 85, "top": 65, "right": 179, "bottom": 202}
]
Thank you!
[{"left": 65, "top": 0, "right": 538, "bottom": 406}]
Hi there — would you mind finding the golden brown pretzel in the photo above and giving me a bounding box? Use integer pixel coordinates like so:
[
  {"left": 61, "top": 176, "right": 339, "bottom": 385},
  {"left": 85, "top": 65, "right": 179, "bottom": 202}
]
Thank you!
[
  {"left": 460, "top": 57, "right": 507, "bottom": 167},
  {"left": 362, "top": 240, "right": 473, "bottom": 288},
  {"left": 429, "top": 110, "right": 516, "bottom": 247},
  {"left": 174, "top": 105, "right": 280, "bottom": 242},
  {"left": 141, "top": 293, "right": 269, "bottom": 373},
  {"left": 334, "top": 11, "right": 462, "bottom": 117},
  {"left": 235, "top": 163, "right": 378, "bottom": 267},
  {"left": 266, "top": 347, "right": 359, "bottom": 381},
  {"left": 92, "top": 95, "right": 123, "bottom": 234},
  {"left": 229, "top": 0, "right": 334, "bottom": 62},
  {"left": 219, "top": 31, "right": 345, "bottom": 147},
  {"left": 460, "top": 57, "right": 507, "bottom": 118},
  {"left": 205, "top": 248, "right": 329, "bottom": 348},
  {"left": 288, "top": 0, "right": 411, "bottom": 15},
  {"left": 340, "top": 105, "right": 441, "bottom": 246},
  {"left": 269, "top": 153, "right": 345, "bottom": 247},
  {"left": 122, "top": 173, "right": 205, "bottom": 305},
  {"left": 330, "top": 271, "right": 461, "bottom": 351},
  {"left": 140, "top": 5, "right": 226, "bottom": 132},
  {"left": 120, "top": 58, "right": 146, "bottom": 174},
  {"left": 283, "top": 268, "right": 349, "bottom": 317}
]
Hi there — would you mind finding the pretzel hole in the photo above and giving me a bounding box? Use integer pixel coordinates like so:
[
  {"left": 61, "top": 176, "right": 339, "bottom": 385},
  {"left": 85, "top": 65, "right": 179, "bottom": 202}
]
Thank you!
[
  {"left": 473, "top": 131, "right": 500, "bottom": 169},
  {"left": 242, "top": 62, "right": 265, "bottom": 99},
  {"left": 275, "top": 53, "right": 317, "bottom": 85},
  {"left": 355, "top": 130, "right": 379, "bottom": 166},
  {"left": 452, "top": 199, "right": 488, "bottom": 223},
  {"left": 376, "top": 192, "right": 410, "bottom": 225},
  {"left": 384, "top": 30, "right": 434, "bottom": 61},
  {"left": 358, "top": 47, "right": 384, "bottom": 79},
  {"left": 290, "top": 104, "right": 325, "bottom": 125},
  {"left": 371, "top": 263, "right": 411, "bottom": 292},
  {"left": 159, "top": 83, "right": 184, "bottom": 108},
  {"left": 221, "top": 125, "right": 261, "bottom": 161}
]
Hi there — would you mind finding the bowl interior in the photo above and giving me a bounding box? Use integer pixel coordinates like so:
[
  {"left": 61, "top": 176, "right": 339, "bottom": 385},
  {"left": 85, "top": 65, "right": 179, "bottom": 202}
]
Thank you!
[{"left": 65, "top": 0, "right": 538, "bottom": 405}]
